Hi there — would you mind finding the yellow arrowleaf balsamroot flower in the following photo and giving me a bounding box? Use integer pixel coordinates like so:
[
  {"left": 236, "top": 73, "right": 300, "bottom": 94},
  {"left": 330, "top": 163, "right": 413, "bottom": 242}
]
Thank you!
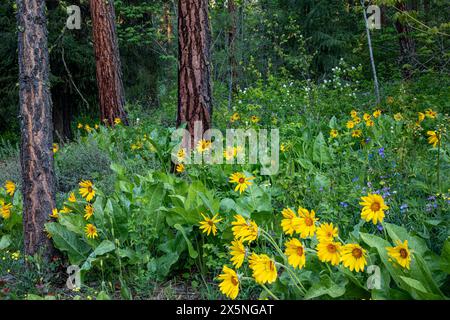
[
  {"left": 196, "top": 139, "right": 211, "bottom": 153},
  {"left": 297, "top": 208, "right": 318, "bottom": 238},
  {"left": 317, "top": 241, "right": 342, "bottom": 266},
  {"left": 52, "top": 143, "right": 59, "bottom": 154},
  {"left": 284, "top": 238, "right": 306, "bottom": 269},
  {"left": 363, "top": 113, "right": 371, "bottom": 121},
  {"left": 280, "top": 207, "right": 301, "bottom": 235},
  {"left": 230, "top": 112, "right": 240, "bottom": 122},
  {"left": 330, "top": 129, "right": 338, "bottom": 138},
  {"left": 346, "top": 120, "right": 355, "bottom": 129},
  {"left": 316, "top": 222, "right": 338, "bottom": 242},
  {"left": 68, "top": 192, "right": 77, "bottom": 203},
  {"left": 77, "top": 123, "right": 83, "bottom": 129},
  {"left": 0, "top": 201, "right": 12, "bottom": 219},
  {"left": 425, "top": 108, "right": 437, "bottom": 119},
  {"left": 177, "top": 148, "right": 186, "bottom": 163},
  {"left": 218, "top": 266, "right": 239, "bottom": 299},
  {"left": 85, "top": 224, "right": 99, "bottom": 239},
  {"left": 350, "top": 110, "right": 358, "bottom": 118},
  {"left": 427, "top": 130, "right": 440, "bottom": 148},
  {"left": 360, "top": 193, "right": 389, "bottom": 225},
  {"left": 199, "top": 213, "right": 222, "bottom": 236},
  {"left": 352, "top": 129, "right": 362, "bottom": 138},
  {"left": 365, "top": 120, "right": 375, "bottom": 127},
  {"left": 394, "top": 113, "right": 403, "bottom": 121},
  {"left": 176, "top": 163, "right": 185, "bottom": 173},
  {"left": 60, "top": 206, "right": 72, "bottom": 214},
  {"left": 373, "top": 109, "right": 382, "bottom": 118},
  {"left": 250, "top": 115, "right": 260, "bottom": 123},
  {"left": 341, "top": 244, "right": 367, "bottom": 272},
  {"left": 224, "top": 146, "right": 236, "bottom": 161},
  {"left": 229, "top": 172, "right": 254, "bottom": 194},
  {"left": 84, "top": 204, "right": 94, "bottom": 220},
  {"left": 85, "top": 124, "right": 93, "bottom": 133},
  {"left": 50, "top": 208, "right": 59, "bottom": 219},
  {"left": 386, "top": 240, "right": 412, "bottom": 270},
  {"left": 249, "top": 253, "right": 277, "bottom": 284},
  {"left": 229, "top": 240, "right": 246, "bottom": 268},
  {"left": 353, "top": 116, "right": 361, "bottom": 124},
  {"left": 231, "top": 214, "right": 258, "bottom": 243},
  {"left": 114, "top": 118, "right": 122, "bottom": 125},
  {"left": 79, "top": 180, "right": 96, "bottom": 202},
  {"left": 417, "top": 112, "right": 425, "bottom": 122},
  {"left": 5, "top": 180, "right": 15, "bottom": 197}
]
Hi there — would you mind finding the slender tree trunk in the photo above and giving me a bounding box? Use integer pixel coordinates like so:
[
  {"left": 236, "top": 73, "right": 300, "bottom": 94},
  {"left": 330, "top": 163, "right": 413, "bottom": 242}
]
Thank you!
[
  {"left": 227, "top": 0, "right": 238, "bottom": 111},
  {"left": 17, "top": 0, "right": 56, "bottom": 259},
  {"left": 90, "top": 0, "right": 128, "bottom": 125},
  {"left": 394, "top": 1, "right": 416, "bottom": 80},
  {"left": 361, "top": 0, "right": 380, "bottom": 105},
  {"left": 177, "top": 0, "right": 213, "bottom": 146},
  {"left": 164, "top": 3, "right": 172, "bottom": 44}
]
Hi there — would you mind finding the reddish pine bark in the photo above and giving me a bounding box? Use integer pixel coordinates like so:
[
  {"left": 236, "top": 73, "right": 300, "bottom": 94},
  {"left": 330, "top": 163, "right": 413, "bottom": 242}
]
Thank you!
[
  {"left": 177, "top": 0, "right": 213, "bottom": 145},
  {"left": 17, "top": 0, "right": 56, "bottom": 259},
  {"left": 90, "top": 0, "right": 128, "bottom": 125}
]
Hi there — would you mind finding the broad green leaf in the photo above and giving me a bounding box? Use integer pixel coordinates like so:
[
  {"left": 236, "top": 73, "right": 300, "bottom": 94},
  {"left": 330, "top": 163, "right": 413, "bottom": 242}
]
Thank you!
[
  {"left": 45, "top": 222, "right": 91, "bottom": 265},
  {"left": 81, "top": 240, "right": 116, "bottom": 271},
  {"left": 441, "top": 238, "right": 450, "bottom": 274},
  {"left": 0, "top": 235, "right": 11, "bottom": 250},
  {"left": 174, "top": 224, "right": 198, "bottom": 259}
]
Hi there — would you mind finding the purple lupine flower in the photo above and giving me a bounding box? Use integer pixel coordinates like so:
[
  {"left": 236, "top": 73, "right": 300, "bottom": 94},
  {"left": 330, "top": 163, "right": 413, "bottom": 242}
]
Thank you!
[
  {"left": 377, "top": 224, "right": 384, "bottom": 232},
  {"left": 352, "top": 176, "right": 359, "bottom": 182},
  {"left": 400, "top": 204, "right": 408, "bottom": 211},
  {"left": 378, "top": 147, "right": 385, "bottom": 158},
  {"left": 340, "top": 202, "right": 349, "bottom": 208}
]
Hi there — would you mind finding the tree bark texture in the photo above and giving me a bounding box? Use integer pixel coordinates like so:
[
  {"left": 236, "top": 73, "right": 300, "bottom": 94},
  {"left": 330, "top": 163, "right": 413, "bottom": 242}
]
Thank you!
[
  {"left": 227, "top": 0, "right": 238, "bottom": 110},
  {"left": 394, "top": 1, "right": 416, "bottom": 80},
  {"left": 16, "top": 0, "right": 56, "bottom": 259},
  {"left": 90, "top": 0, "right": 128, "bottom": 125},
  {"left": 177, "top": 0, "right": 213, "bottom": 145}
]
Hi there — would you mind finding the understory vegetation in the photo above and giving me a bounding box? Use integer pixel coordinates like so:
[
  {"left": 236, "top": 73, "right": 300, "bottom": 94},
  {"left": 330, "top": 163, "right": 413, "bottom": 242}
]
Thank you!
[{"left": 1, "top": 70, "right": 449, "bottom": 300}]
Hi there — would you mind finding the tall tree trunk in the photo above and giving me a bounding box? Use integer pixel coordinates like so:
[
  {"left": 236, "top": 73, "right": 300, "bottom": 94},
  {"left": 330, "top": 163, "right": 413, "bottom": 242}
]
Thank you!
[
  {"left": 394, "top": 1, "right": 416, "bottom": 80},
  {"left": 177, "top": 0, "right": 212, "bottom": 146},
  {"left": 361, "top": 0, "right": 380, "bottom": 104},
  {"left": 90, "top": 0, "right": 128, "bottom": 125},
  {"left": 227, "top": 0, "right": 238, "bottom": 110},
  {"left": 164, "top": 3, "right": 172, "bottom": 44},
  {"left": 17, "top": 0, "right": 56, "bottom": 259}
]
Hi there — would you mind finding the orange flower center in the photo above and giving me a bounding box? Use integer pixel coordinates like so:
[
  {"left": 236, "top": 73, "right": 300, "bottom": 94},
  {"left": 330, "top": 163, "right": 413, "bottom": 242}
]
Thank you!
[
  {"left": 370, "top": 202, "right": 380, "bottom": 212},
  {"left": 305, "top": 217, "right": 313, "bottom": 226},
  {"left": 268, "top": 261, "right": 275, "bottom": 271},
  {"left": 399, "top": 248, "right": 408, "bottom": 258},
  {"left": 327, "top": 244, "right": 337, "bottom": 253},
  {"left": 238, "top": 177, "right": 245, "bottom": 184},
  {"left": 231, "top": 276, "right": 238, "bottom": 286},
  {"left": 297, "top": 246, "right": 304, "bottom": 256},
  {"left": 352, "top": 248, "right": 363, "bottom": 259},
  {"left": 208, "top": 220, "right": 214, "bottom": 226},
  {"left": 88, "top": 186, "right": 93, "bottom": 193}
]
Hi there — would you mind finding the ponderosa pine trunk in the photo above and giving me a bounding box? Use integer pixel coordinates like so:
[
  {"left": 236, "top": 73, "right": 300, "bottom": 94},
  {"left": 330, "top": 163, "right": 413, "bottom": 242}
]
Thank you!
[
  {"left": 177, "top": 0, "right": 213, "bottom": 146},
  {"left": 90, "top": 0, "right": 128, "bottom": 125},
  {"left": 394, "top": 1, "right": 416, "bottom": 80},
  {"left": 17, "top": 0, "right": 56, "bottom": 259},
  {"left": 227, "top": 0, "right": 238, "bottom": 110}
]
